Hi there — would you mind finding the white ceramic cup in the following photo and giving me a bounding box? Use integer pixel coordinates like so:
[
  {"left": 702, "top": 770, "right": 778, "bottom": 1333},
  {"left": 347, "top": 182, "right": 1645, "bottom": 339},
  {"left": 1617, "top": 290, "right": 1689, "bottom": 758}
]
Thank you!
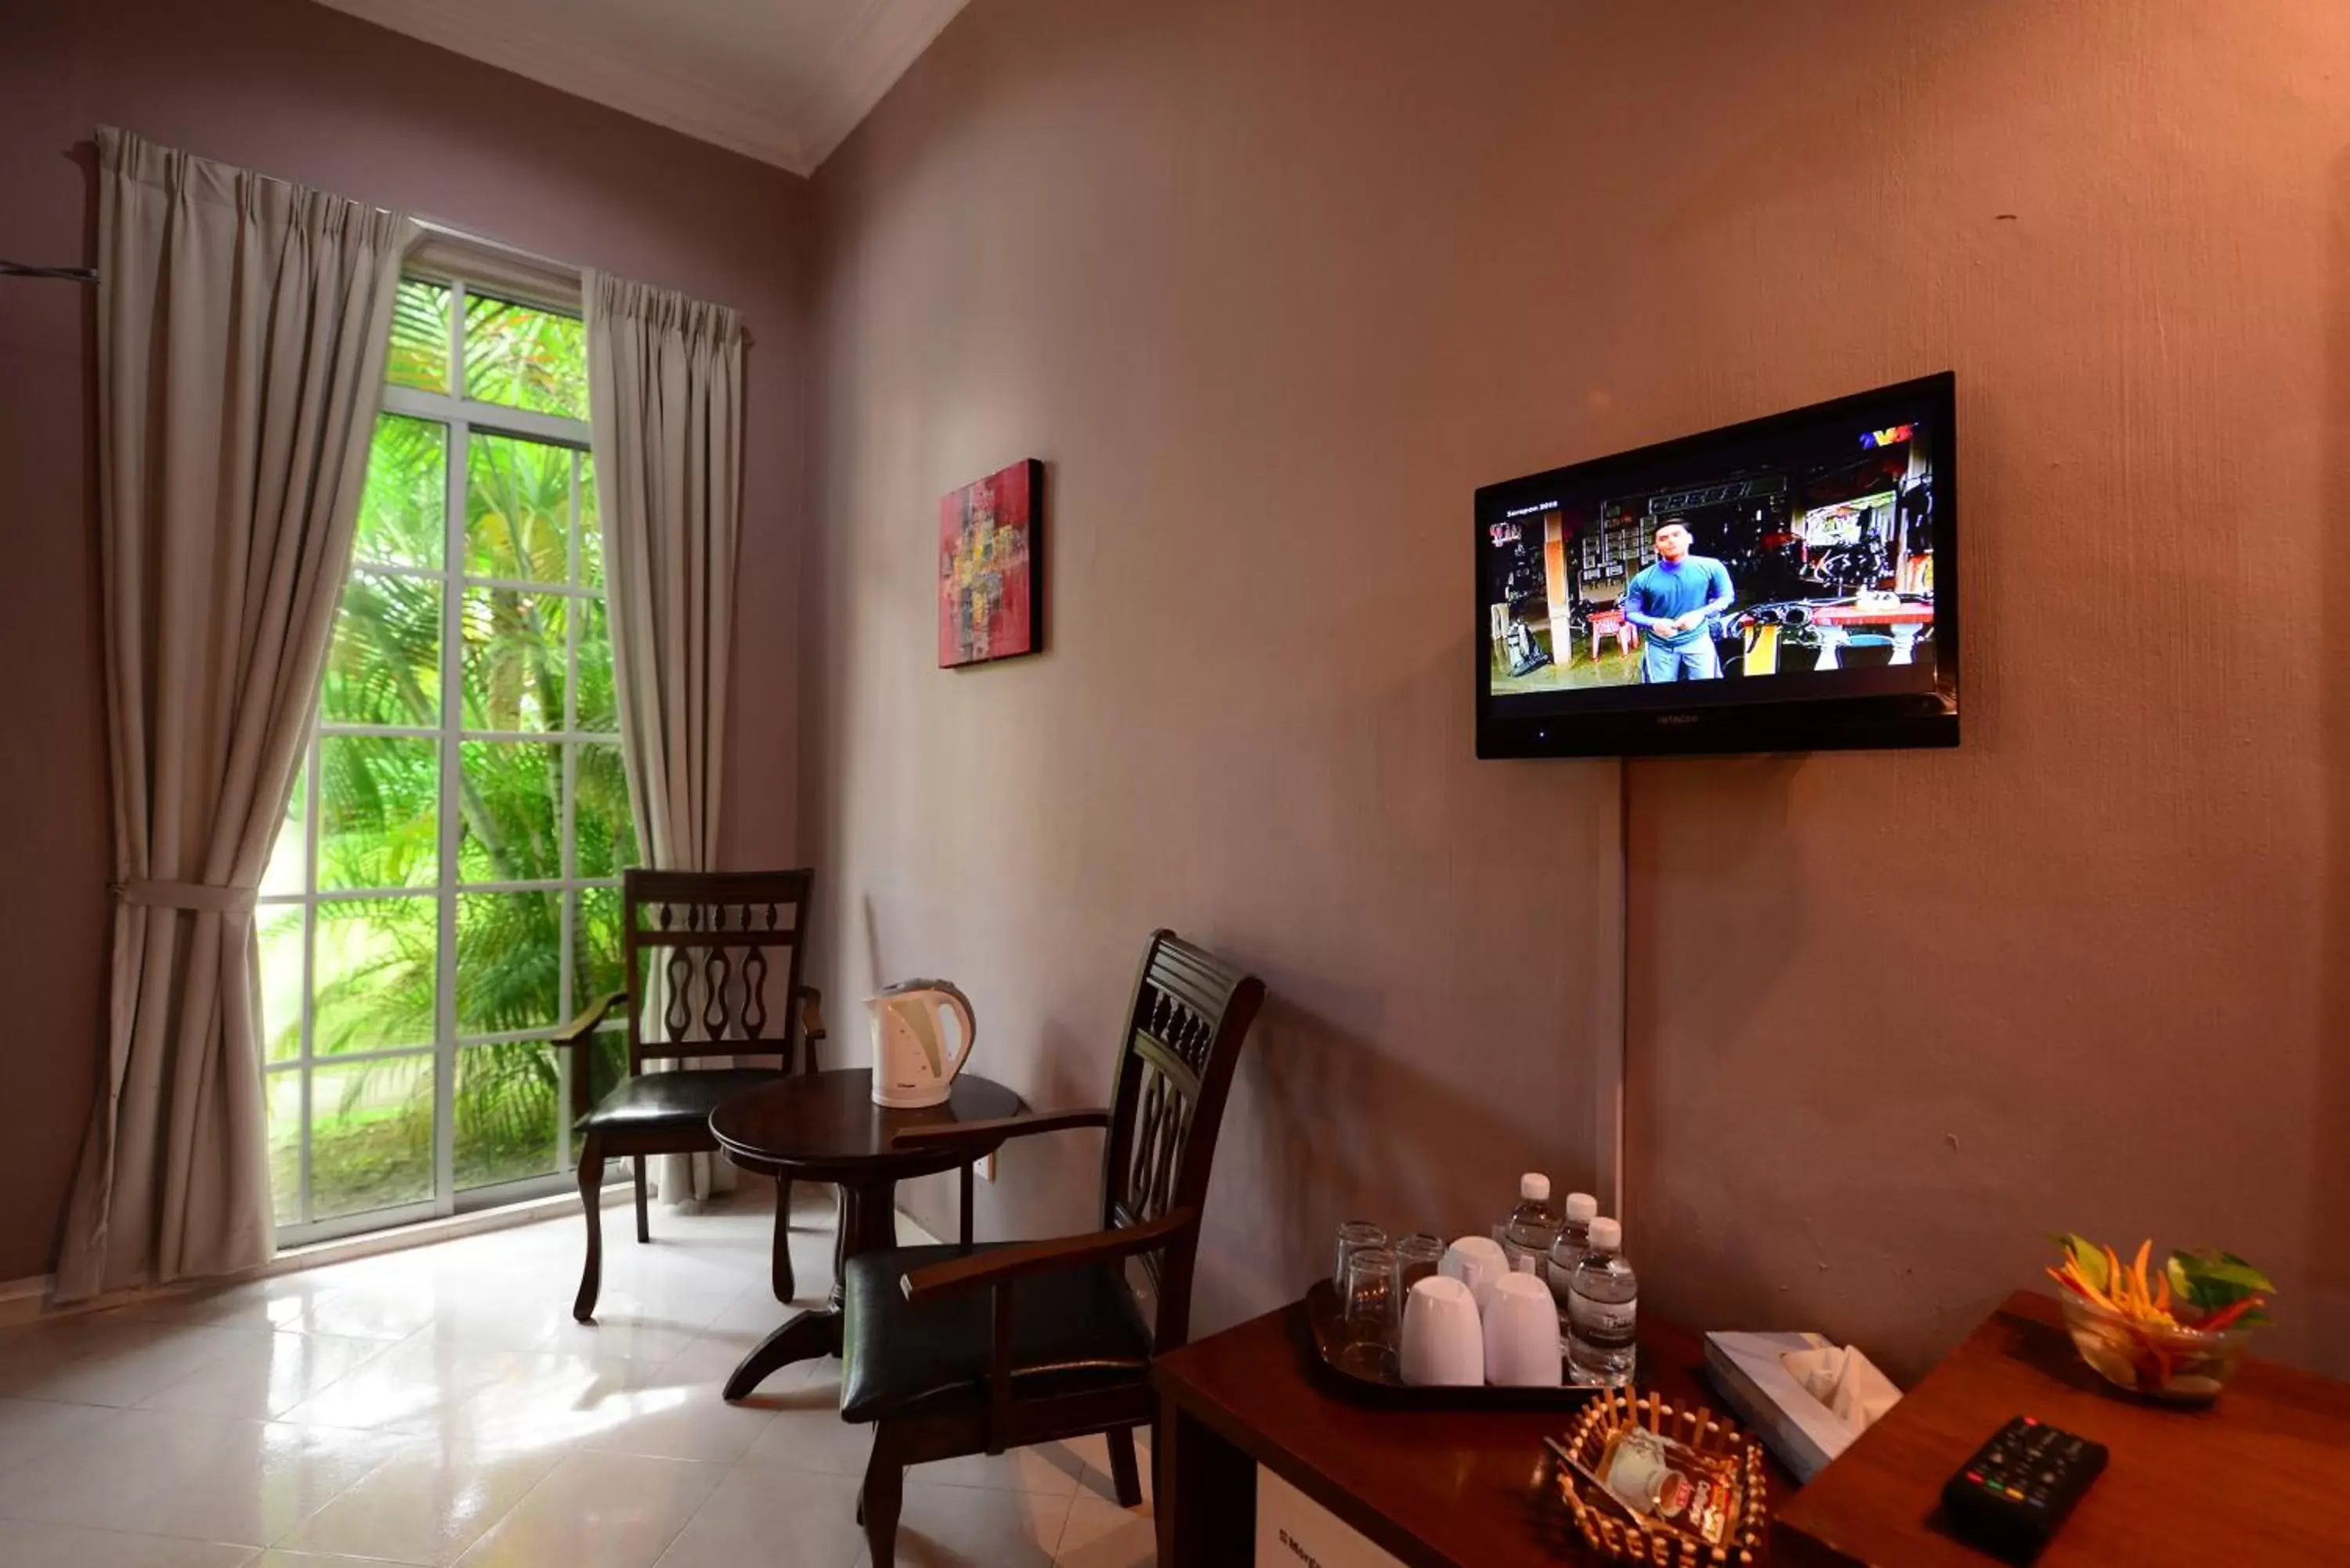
[
  {"left": 1398, "top": 1274, "right": 1485, "bottom": 1387},
  {"left": 1439, "top": 1234, "right": 1509, "bottom": 1313},
  {"left": 1483, "top": 1272, "right": 1563, "bottom": 1387}
]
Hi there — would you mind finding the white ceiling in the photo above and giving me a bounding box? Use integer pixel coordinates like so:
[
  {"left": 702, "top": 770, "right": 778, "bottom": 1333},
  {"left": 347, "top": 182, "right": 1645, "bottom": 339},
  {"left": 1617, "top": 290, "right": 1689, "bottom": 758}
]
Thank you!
[{"left": 312, "top": 0, "right": 971, "bottom": 175}]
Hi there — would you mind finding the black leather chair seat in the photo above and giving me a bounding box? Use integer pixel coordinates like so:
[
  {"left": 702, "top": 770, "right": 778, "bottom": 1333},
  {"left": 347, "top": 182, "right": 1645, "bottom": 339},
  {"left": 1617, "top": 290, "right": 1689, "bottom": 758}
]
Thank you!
[
  {"left": 574, "top": 1067, "right": 779, "bottom": 1133},
  {"left": 839, "top": 1244, "right": 1153, "bottom": 1424}
]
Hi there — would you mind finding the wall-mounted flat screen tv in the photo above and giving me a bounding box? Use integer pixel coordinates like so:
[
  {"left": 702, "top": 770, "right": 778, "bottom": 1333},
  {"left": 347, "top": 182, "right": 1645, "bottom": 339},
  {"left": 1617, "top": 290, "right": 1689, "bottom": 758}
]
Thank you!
[{"left": 1477, "top": 372, "right": 1958, "bottom": 758}]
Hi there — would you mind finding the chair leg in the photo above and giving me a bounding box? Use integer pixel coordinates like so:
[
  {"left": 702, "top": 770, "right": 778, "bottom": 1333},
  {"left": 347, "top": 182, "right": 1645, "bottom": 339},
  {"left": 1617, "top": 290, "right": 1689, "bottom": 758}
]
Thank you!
[
  {"left": 633, "top": 1161, "right": 651, "bottom": 1244},
  {"left": 573, "top": 1137, "right": 606, "bottom": 1323},
  {"left": 1108, "top": 1424, "right": 1144, "bottom": 1509},
  {"left": 772, "top": 1176, "right": 796, "bottom": 1302},
  {"left": 860, "top": 1430, "right": 903, "bottom": 1563}
]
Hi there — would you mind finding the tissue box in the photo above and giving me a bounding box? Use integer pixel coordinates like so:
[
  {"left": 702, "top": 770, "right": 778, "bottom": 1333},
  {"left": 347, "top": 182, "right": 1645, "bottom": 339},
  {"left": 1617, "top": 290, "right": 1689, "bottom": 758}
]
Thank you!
[{"left": 1703, "top": 1331, "right": 1855, "bottom": 1483}]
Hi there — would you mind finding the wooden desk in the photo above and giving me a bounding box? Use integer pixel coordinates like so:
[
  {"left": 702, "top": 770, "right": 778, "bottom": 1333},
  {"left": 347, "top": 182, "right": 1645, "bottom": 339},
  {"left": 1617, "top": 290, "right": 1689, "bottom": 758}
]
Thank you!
[
  {"left": 1154, "top": 1302, "right": 1795, "bottom": 1567},
  {"left": 1777, "top": 1291, "right": 2350, "bottom": 1566}
]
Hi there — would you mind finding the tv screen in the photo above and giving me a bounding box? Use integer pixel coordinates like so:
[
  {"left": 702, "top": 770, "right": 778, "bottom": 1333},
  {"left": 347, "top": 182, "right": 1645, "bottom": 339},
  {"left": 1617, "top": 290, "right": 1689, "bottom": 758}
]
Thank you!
[{"left": 1476, "top": 372, "right": 1958, "bottom": 757}]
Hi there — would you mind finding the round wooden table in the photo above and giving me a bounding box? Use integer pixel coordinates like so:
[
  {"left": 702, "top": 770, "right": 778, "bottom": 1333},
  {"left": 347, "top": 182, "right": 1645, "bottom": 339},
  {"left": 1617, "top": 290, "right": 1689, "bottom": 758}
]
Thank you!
[{"left": 710, "top": 1067, "right": 1024, "bottom": 1401}]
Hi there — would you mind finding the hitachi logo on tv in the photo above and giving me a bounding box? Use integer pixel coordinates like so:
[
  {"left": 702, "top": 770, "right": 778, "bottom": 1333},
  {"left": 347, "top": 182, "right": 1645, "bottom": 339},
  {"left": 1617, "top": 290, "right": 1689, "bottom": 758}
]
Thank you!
[{"left": 1655, "top": 714, "right": 1700, "bottom": 724}]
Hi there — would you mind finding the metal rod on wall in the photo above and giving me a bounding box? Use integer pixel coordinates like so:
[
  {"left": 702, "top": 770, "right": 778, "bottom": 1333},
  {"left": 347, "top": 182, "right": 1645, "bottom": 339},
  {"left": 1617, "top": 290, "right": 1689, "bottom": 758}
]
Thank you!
[{"left": 2, "top": 260, "right": 99, "bottom": 284}]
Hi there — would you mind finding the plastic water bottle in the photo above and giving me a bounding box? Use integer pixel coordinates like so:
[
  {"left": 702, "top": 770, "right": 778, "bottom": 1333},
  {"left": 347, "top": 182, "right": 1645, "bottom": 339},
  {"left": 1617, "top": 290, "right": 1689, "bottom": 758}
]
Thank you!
[
  {"left": 1544, "top": 1191, "right": 1600, "bottom": 1349},
  {"left": 1567, "top": 1217, "right": 1637, "bottom": 1386},
  {"left": 1499, "top": 1173, "right": 1561, "bottom": 1274}
]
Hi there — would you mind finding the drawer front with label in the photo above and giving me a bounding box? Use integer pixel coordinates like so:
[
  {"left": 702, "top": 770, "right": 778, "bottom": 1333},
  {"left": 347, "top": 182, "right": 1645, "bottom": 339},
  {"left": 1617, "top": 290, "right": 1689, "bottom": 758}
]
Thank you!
[{"left": 1253, "top": 1465, "right": 1410, "bottom": 1568}]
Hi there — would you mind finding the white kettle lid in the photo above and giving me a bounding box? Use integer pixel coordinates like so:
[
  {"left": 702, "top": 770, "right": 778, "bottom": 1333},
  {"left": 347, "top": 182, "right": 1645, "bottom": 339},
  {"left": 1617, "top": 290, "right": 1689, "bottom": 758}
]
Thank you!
[{"left": 873, "top": 977, "right": 956, "bottom": 999}]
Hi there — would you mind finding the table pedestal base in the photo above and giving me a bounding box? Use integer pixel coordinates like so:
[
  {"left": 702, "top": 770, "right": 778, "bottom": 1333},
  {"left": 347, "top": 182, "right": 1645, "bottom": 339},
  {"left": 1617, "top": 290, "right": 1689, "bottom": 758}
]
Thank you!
[
  {"left": 724, "top": 1309, "right": 841, "bottom": 1400},
  {"left": 724, "top": 1175, "right": 901, "bottom": 1401}
]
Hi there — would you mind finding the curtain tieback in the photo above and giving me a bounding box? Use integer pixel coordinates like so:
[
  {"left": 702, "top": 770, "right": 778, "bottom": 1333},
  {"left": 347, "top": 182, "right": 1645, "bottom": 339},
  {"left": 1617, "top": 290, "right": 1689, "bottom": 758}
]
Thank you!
[{"left": 111, "top": 879, "right": 258, "bottom": 915}]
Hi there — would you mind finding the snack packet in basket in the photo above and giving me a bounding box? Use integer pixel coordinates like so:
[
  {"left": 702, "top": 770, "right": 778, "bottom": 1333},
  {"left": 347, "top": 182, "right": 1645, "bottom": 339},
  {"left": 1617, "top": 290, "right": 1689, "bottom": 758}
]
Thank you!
[{"left": 1593, "top": 1424, "right": 1742, "bottom": 1546}]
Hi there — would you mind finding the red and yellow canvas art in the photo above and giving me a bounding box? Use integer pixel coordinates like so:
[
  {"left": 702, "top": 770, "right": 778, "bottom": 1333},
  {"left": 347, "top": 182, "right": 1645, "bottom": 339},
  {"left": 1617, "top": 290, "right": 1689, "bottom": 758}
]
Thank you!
[{"left": 938, "top": 459, "right": 1043, "bottom": 667}]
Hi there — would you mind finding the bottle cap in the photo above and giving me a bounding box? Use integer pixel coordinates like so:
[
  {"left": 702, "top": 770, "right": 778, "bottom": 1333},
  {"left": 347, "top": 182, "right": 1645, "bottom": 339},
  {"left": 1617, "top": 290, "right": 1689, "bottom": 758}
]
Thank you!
[
  {"left": 1519, "top": 1173, "right": 1551, "bottom": 1202},
  {"left": 1588, "top": 1217, "right": 1622, "bottom": 1252},
  {"left": 1564, "top": 1191, "right": 1599, "bottom": 1223}
]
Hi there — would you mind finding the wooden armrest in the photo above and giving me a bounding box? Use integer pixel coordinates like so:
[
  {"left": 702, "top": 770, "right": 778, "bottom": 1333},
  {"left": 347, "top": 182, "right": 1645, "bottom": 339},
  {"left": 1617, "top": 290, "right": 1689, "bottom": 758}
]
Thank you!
[
  {"left": 555, "top": 988, "right": 627, "bottom": 1121},
  {"left": 902, "top": 1208, "right": 1196, "bottom": 1302},
  {"left": 795, "top": 984, "right": 826, "bottom": 1041},
  {"left": 554, "top": 989, "right": 628, "bottom": 1046},
  {"left": 891, "top": 1107, "right": 1111, "bottom": 1152}
]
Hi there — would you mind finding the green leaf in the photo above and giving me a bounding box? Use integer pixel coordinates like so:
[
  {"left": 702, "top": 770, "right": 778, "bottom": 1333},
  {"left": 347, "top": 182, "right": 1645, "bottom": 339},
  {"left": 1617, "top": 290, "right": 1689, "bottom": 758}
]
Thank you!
[
  {"left": 2166, "top": 1248, "right": 2275, "bottom": 1322},
  {"left": 2054, "top": 1233, "right": 2108, "bottom": 1292}
]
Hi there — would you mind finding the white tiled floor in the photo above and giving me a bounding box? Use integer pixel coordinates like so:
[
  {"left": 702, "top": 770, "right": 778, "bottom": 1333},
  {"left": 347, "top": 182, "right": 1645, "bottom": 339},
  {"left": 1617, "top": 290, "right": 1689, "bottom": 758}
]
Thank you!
[{"left": 0, "top": 1188, "right": 1155, "bottom": 1568}]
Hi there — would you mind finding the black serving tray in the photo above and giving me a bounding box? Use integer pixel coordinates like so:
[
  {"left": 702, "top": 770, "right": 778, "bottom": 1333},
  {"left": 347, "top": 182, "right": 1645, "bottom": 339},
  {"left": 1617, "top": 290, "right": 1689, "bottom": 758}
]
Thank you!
[{"left": 1300, "top": 1279, "right": 1607, "bottom": 1410}]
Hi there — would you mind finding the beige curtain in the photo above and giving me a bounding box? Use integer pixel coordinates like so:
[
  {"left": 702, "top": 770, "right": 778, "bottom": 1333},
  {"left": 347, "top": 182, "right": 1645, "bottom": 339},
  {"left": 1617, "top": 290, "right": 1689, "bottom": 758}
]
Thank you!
[
  {"left": 56, "top": 128, "right": 410, "bottom": 1300},
  {"left": 584, "top": 270, "right": 746, "bottom": 1209}
]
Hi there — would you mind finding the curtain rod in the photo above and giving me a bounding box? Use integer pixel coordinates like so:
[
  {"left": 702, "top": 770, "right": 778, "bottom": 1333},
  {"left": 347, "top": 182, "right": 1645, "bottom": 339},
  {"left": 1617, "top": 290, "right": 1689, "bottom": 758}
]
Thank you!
[
  {"left": 2, "top": 259, "right": 98, "bottom": 284},
  {"left": 0, "top": 218, "right": 562, "bottom": 288}
]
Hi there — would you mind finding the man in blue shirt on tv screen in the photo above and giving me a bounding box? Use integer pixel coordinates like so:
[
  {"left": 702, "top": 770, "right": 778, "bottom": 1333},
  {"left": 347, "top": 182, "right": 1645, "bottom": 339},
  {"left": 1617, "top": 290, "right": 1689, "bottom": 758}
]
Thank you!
[{"left": 1621, "top": 518, "right": 1734, "bottom": 682}]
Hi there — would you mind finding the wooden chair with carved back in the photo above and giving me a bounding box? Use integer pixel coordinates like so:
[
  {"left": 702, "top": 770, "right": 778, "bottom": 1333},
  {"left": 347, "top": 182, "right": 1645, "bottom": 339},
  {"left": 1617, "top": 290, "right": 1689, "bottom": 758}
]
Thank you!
[
  {"left": 555, "top": 867, "right": 824, "bottom": 1321},
  {"left": 834, "top": 929, "right": 1264, "bottom": 1561}
]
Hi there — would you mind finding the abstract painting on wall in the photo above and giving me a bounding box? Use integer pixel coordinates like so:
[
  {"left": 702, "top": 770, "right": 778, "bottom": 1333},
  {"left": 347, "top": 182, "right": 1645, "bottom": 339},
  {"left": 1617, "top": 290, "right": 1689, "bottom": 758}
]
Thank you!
[{"left": 938, "top": 459, "right": 1043, "bottom": 668}]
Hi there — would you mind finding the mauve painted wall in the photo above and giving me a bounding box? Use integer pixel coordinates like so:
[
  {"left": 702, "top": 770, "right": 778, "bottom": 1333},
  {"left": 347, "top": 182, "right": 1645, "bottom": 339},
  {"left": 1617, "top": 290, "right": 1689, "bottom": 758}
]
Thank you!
[
  {"left": 0, "top": 0, "right": 808, "bottom": 1281},
  {"left": 807, "top": 0, "right": 2350, "bottom": 1378}
]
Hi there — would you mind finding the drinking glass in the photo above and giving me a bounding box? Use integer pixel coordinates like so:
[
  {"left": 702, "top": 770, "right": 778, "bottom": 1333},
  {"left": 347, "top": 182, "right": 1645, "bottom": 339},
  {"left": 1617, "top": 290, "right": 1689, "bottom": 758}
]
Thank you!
[
  {"left": 1393, "top": 1232, "right": 1446, "bottom": 1294},
  {"left": 1339, "top": 1245, "right": 1399, "bottom": 1375},
  {"left": 1332, "top": 1220, "right": 1388, "bottom": 1284}
]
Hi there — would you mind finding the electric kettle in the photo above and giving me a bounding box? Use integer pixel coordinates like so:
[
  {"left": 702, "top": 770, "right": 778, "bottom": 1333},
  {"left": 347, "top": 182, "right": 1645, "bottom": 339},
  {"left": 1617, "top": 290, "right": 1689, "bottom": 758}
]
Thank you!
[{"left": 866, "top": 979, "right": 976, "bottom": 1108}]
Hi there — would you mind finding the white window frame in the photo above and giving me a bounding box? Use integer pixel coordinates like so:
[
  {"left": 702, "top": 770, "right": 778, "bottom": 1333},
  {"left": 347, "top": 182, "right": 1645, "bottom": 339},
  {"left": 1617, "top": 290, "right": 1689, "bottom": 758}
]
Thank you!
[{"left": 263, "top": 272, "right": 627, "bottom": 1247}]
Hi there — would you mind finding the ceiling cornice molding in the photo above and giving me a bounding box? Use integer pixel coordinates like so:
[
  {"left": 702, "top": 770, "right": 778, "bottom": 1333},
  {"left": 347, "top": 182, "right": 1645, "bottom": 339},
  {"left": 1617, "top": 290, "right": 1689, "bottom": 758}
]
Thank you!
[
  {"left": 794, "top": 0, "right": 971, "bottom": 168},
  {"left": 313, "top": 0, "right": 812, "bottom": 173}
]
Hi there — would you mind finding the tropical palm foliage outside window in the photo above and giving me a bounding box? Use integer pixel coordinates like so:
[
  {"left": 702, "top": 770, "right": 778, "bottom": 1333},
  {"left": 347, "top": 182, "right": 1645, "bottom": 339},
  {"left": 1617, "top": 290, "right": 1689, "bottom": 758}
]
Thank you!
[{"left": 258, "top": 276, "right": 634, "bottom": 1238}]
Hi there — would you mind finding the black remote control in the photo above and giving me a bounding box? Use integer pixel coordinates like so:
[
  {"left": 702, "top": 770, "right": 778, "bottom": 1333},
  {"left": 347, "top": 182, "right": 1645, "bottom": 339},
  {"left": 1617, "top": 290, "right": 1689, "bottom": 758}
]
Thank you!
[{"left": 1940, "top": 1415, "right": 2107, "bottom": 1560}]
